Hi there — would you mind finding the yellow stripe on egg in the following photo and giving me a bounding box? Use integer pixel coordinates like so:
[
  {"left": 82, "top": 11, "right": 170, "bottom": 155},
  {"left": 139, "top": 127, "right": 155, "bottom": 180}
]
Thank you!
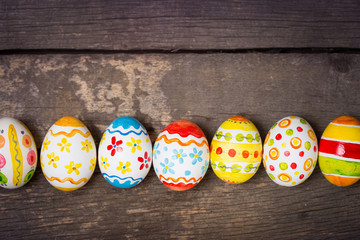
[
  {"left": 322, "top": 123, "right": 360, "bottom": 142},
  {"left": 211, "top": 140, "right": 262, "bottom": 163},
  {"left": 213, "top": 170, "right": 255, "bottom": 184},
  {"left": 8, "top": 124, "right": 23, "bottom": 186}
]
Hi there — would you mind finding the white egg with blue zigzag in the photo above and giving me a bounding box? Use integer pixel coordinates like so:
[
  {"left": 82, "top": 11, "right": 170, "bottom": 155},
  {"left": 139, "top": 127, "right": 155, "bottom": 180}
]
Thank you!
[{"left": 98, "top": 117, "right": 152, "bottom": 188}]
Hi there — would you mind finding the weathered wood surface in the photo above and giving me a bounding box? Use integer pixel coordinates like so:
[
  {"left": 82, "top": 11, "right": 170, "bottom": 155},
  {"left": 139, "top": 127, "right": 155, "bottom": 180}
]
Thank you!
[
  {"left": 1, "top": 0, "right": 360, "bottom": 50},
  {"left": 0, "top": 54, "right": 359, "bottom": 239}
]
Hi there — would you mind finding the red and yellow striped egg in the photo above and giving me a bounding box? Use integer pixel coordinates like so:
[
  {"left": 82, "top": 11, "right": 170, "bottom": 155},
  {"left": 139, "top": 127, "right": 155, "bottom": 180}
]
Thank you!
[{"left": 319, "top": 116, "right": 360, "bottom": 187}]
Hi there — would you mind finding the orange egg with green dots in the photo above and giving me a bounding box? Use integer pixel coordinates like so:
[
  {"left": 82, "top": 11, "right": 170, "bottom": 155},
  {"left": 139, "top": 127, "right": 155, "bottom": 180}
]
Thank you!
[
  {"left": 263, "top": 116, "right": 318, "bottom": 187},
  {"left": 210, "top": 116, "right": 262, "bottom": 184}
]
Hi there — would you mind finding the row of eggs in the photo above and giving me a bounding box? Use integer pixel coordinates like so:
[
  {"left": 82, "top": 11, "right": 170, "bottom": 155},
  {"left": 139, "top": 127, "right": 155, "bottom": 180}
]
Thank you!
[{"left": 0, "top": 115, "right": 358, "bottom": 191}]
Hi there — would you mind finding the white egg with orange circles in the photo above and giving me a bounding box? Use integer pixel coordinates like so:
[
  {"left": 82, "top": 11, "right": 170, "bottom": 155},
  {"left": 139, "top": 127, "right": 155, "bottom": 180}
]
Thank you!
[{"left": 263, "top": 116, "right": 318, "bottom": 187}]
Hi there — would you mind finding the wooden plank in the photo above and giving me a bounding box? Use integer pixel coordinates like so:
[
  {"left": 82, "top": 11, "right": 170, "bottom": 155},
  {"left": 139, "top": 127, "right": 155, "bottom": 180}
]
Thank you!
[
  {"left": 1, "top": 0, "right": 360, "bottom": 50},
  {"left": 0, "top": 53, "right": 359, "bottom": 239}
]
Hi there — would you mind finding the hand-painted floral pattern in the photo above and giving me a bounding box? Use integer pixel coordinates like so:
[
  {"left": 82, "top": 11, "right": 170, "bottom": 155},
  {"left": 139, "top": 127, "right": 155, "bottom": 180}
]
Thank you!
[
  {"left": 89, "top": 157, "right": 96, "bottom": 172},
  {"left": 47, "top": 152, "right": 59, "bottom": 168},
  {"left": 126, "top": 137, "right": 142, "bottom": 153},
  {"left": 57, "top": 138, "right": 71, "bottom": 152},
  {"left": 40, "top": 155, "right": 44, "bottom": 168},
  {"left": 107, "top": 136, "right": 123, "bottom": 156},
  {"left": 100, "top": 132, "right": 106, "bottom": 145},
  {"left": 160, "top": 158, "right": 175, "bottom": 174},
  {"left": 190, "top": 148, "right": 203, "bottom": 165},
  {"left": 42, "top": 137, "right": 51, "bottom": 151},
  {"left": 81, "top": 139, "right": 93, "bottom": 152},
  {"left": 172, "top": 149, "right": 187, "bottom": 164},
  {"left": 65, "top": 161, "right": 82, "bottom": 175},
  {"left": 101, "top": 156, "right": 110, "bottom": 170},
  {"left": 117, "top": 161, "right": 132, "bottom": 174},
  {"left": 211, "top": 161, "right": 217, "bottom": 169},
  {"left": 153, "top": 143, "right": 161, "bottom": 160},
  {"left": 202, "top": 159, "right": 209, "bottom": 175},
  {"left": 138, "top": 152, "right": 151, "bottom": 170}
]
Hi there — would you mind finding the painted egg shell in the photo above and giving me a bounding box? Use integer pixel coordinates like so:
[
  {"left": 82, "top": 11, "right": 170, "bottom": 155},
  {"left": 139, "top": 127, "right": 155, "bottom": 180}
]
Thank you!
[
  {"left": 319, "top": 116, "right": 360, "bottom": 187},
  {"left": 0, "top": 117, "right": 37, "bottom": 189},
  {"left": 98, "top": 117, "right": 152, "bottom": 188},
  {"left": 153, "top": 120, "right": 209, "bottom": 191},
  {"left": 40, "top": 116, "right": 96, "bottom": 191},
  {"left": 263, "top": 116, "right": 318, "bottom": 187},
  {"left": 210, "top": 116, "right": 262, "bottom": 184}
]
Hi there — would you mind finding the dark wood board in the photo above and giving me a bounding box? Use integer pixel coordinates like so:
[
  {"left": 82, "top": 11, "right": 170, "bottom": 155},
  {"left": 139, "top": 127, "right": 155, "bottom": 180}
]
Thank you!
[
  {"left": 1, "top": 0, "right": 360, "bottom": 50},
  {"left": 0, "top": 53, "right": 359, "bottom": 239}
]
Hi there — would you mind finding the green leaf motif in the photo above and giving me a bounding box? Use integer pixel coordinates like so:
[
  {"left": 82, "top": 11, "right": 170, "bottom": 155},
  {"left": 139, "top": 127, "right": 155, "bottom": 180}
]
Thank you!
[
  {"left": 216, "top": 131, "right": 223, "bottom": 140},
  {"left": 231, "top": 164, "right": 242, "bottom": 173},
  {"left": 218, "top": 162, "right": 226, "bottom": 172},
  {"left": 224, "top": 132, "right": 232, "bottom": 141},
  {"left": 244, "top": 164, "right": 254, "bottom": 173},
  {"left": 246, "top": 134, "right": 253, "bottom": 143},
  {"left": 236, "top": 133, "right": 244, "bottom": 142},
  {"left": 24, "top": 169, "right": 35, "bottom": 183},
  {"left": 0, "top": 172, "right": 8, "bottom": 184},
  {"left": 255, "top": 133, "right": 261, "bottom": 142}
]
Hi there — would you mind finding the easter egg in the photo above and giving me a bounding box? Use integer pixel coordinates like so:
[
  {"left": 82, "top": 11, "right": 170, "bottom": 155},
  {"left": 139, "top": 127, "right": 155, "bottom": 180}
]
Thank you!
[
  {"left": 319, "top": 116, "right": 360, "bottom": 187},
  {"left": 210, "top": 116, "right": 262, "bottom": 184},
  {"left": 263, "top": 116, "right": 318, "bottom": 187},
  {"left": 98, "top": 117, "right": 152, "bottom": 188},
  {"left": 40, "top": 116, "right": 96, "bottom": 191},
  {"left": 0, "top": 117, "right": 37, "bottom": 189},
  {"left": 153, "top": 120, "right": 209, "bottom": 191}
]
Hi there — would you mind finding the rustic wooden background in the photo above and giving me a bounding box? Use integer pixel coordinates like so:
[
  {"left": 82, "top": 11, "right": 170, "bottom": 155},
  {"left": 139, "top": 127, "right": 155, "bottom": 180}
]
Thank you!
[{"left": 1, "top": 1, "right": 360, "bottom": 239}]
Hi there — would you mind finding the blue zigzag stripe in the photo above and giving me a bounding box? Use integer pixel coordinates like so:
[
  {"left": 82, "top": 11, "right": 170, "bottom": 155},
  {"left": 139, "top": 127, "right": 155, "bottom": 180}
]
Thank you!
[
  {"left": 106, "top": 129, "right": 148, "bottom": 136},
  {"left": 102, "top": 173, "right": 143, "bottom": 182}
]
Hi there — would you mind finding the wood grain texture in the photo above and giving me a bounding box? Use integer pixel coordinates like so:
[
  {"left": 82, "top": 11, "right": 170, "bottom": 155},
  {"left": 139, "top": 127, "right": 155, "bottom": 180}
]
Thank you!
[
  {"left": 0, "top": 54, "right": 359, "bottom": 239},
  {"left": 1, "top": 0, "right": 360, "bottom": 50}
]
